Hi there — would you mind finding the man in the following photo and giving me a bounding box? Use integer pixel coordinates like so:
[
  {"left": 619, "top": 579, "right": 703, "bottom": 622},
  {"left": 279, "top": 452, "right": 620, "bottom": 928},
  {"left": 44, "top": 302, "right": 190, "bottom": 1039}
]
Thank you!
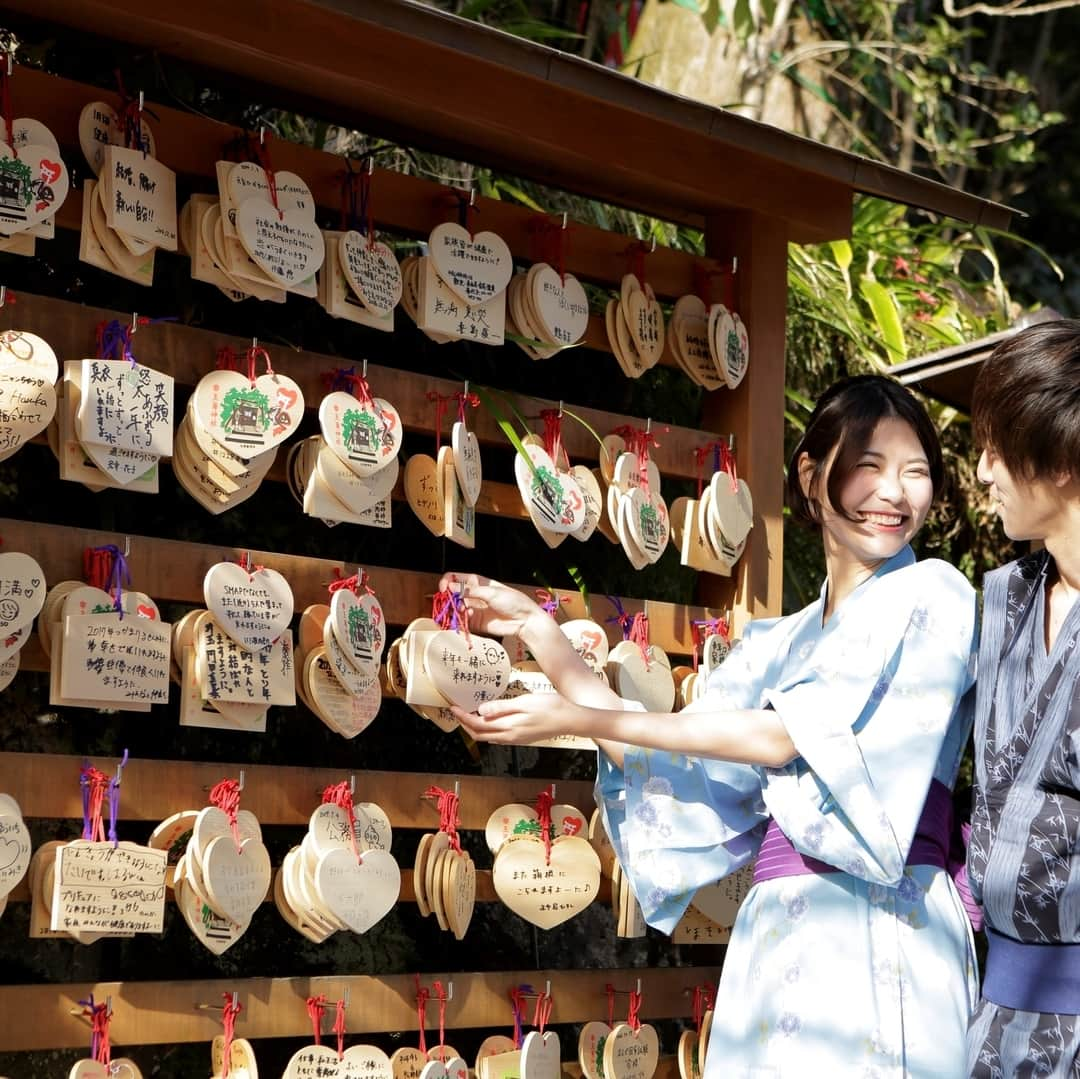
[{"left": 966, "top": 319, "right": 1080, "bottom": 1077}]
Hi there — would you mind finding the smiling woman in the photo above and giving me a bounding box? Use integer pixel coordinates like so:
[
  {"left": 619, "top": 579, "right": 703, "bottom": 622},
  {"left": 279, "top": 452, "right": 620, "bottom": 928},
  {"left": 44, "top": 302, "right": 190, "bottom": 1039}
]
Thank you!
[{"left": 445, "top": 374, "right": 981, "bottom": 1078}]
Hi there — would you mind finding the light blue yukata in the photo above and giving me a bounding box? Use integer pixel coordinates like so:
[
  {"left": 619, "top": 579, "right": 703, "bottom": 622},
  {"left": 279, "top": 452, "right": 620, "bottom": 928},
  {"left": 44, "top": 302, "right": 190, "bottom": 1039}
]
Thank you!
[{"left": 597, "top": 548, "right": 980, "bottom": 1078}]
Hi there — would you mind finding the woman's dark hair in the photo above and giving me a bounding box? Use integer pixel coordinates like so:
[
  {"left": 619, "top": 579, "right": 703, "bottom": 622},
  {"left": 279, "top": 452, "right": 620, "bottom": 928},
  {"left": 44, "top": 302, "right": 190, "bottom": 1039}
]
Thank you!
[
  {"left": 786, "top": 374, "right": 944, "bottom": 529},
  {"left": 972, "top": 319, "right": 1080, "bottom": 482}
]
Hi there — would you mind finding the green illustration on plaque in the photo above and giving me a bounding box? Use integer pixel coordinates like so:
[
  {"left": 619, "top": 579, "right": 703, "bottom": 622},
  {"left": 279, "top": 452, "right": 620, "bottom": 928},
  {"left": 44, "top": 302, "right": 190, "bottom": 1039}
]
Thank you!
[
  {"left": 639, "top": 502, "right": 660, "bottom": 546},
  {"left": 347, "top": 605, "right": 371, "bottom": 653},
  {"left": 220, "top": 387, "right": 271, "bottom": 434},
  {"left": 342, "top": 408, "right": 380, "bottom": 453},
  {"left": 726, "top": 329, "right": 742, "bottom": 367},
  {"left": 0, "top": 156, "right": 33, "bottom": 208}
]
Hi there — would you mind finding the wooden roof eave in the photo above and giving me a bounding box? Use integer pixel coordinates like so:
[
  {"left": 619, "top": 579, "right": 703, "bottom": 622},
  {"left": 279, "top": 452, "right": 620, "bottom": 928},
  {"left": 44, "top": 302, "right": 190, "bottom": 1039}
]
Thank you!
[{"left": 5, "top": 0, "right": 1015, "bottom": 243}]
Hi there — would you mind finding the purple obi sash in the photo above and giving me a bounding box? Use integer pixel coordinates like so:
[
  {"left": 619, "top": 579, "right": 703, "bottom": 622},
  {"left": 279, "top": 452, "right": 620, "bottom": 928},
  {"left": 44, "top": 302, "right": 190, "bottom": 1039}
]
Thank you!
[
  {"left": 753, "top": 779, "right": 953, "bottom": 885},
  {"left": 983, "top": 928, "right": 1080, "bottom": 1014}
]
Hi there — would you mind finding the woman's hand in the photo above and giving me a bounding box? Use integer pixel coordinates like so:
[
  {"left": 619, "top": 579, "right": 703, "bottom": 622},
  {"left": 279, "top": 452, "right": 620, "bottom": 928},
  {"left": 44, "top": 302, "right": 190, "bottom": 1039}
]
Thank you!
[
  {"left": 438, "top": 573, "right": 544, "bottom": 640},
  {"left": 451, "top": 692, "right": 593, "bottom": 745}
]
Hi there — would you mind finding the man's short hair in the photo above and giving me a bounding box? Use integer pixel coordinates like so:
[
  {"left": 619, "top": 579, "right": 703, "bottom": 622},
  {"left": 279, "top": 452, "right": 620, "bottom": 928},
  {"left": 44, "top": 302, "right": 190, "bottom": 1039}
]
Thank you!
[{"left": 972, "top": 319, "right": 1080, "bottom": 482}]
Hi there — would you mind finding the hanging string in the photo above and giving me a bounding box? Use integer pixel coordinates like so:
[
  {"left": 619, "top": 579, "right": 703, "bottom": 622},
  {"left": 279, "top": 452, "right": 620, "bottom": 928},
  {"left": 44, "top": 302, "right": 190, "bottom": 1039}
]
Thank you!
[
  {"left": 252, "top": 130, "right": 281, "bottom": 218},
  {"left": 604, "top": 596, "right": 633, "bottom": 642},
  {"left": 433, "top": 981, "right": 449, "bottom": 1062},
  {"left": 540, "top": 408, "right": 564, "bottom": 468},
  {"left": 628, "top": 611, "right": 651, "bottom": 670},
  {"left": 322, "top": 365, "right": 356, "bottom": 396},
  {"left": 454, "top": 389, "right": 479, "bottom": 426},
  {"left": 209, "top": 778, "right": 243, "bottom": 853},
  {"left": 427, "top": 391, "right": 451, "bottom": 454},
  {"left": 322, "top": 780, "right": 362, "bottom": 864},
  {"left": 333, "top": 997, "right": 348, "bottom": 1060},
  {"left": 245, "top": 343, "right": 273, "bottom": 386},
  {"left": 235, "top": 550, "right": 264, "bottom": 575},
  {"left": 329, "top": 567, "right": 375, "bottom": 597},
  {"left": 77, "top": 996, "right": 111, "bottom": 1066},
  {"left": 424, "top": 786, "right": 462, "bottom": 853},
  {"left": 627, "top": 989, "right": 642, "bottom": 1033},
  {"left": 625, "top": 241, "right": 649, "bottom": 288},
  {"left": 83, "top": 543, "right": 131, "bottom": 616},
  {"left": 605, "top": 984, "right": 616, "bottom": 1029},
  {"left": 220, "top": 994, "right": 243, "bottom": 1079},
  {"left": 95, "top": 319, "right": 135, "bottom": 365},
  {"left": 508, "top": 986, "right": 529, "bottom": 1049},
  {"left": 216, "top": 345, "right": 239, "bottom": 372},
  {"left": 113, "top": 70, "right": 156, "bottom": 154},
  {"left": 534, "top": 590, "right": 568, "bottom": 618},
  {"left": 80, "top": 762, "right": 109, "bottom": 842},
  {"left": 106, "top": 749, "right": 129, "bottom": 849},
  {"left": 432, "top": 586, "right": 471, "bottom": 647},
  {"left": 691, "top": 986, "right": 704, "bottom": 1033},
  {"left": 526, "top": 216, "right": 572, "bottom": 285},
  {"left": 534, "top": 992, "right": 553, "bottom": 1035},
  {"left": 414, "top": 977, "right": 430, "bottom": 1055},
  {"left": 718, "top": 439, "right": 738, "bottom": 493},
  {"left": 535, "top": 784, "right": 555, "bottom": 867},
  {"left": 306, "top": 994, "right": 327, "bottom": 1046}
]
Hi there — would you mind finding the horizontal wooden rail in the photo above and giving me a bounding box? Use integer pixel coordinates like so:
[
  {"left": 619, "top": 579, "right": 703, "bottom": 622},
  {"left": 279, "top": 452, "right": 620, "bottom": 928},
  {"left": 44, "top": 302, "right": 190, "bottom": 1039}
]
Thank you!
[
  {"left": 0, "top": 967, "right": 717, "bottom": 1050},
  {"left": 7, "top": 291, "right": 730, "bottom": 482},
  {"left": 15, "top": 64, "right": 734, "bottom": 301},
  {"left": 0, "top": 752, "right": 594, "bottom": 830},
  {"left": 1, "top": 519, "right": 721, "bottom": 655}
]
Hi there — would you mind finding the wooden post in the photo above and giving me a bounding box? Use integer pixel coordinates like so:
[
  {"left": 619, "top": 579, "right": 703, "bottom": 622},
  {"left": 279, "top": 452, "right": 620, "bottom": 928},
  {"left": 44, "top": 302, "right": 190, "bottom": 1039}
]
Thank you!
[{"left": 699, "top": 211, "right": 792, "bottom": 629}]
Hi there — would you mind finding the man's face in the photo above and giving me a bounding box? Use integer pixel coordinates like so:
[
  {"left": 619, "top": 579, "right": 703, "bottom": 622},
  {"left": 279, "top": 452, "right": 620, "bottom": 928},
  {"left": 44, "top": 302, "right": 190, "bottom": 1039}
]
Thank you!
[{"left": 977, "top": 446, "right": 1068, "bottom": 542}]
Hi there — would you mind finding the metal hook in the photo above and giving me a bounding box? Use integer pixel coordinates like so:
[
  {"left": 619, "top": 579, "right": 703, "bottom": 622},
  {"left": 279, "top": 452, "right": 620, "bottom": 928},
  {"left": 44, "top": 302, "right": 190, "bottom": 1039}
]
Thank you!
[
  {"left": 251, "top": 337, "right": 258, "bottom": 352},
  {"left": 0, "top": 286, "right": 7, "bottom": 307},
  {"left": 138, "top": 90, "right": 144, "bottom": 113},
  {"left": 463, "top": 380, "right": 469, "bottom": 397},
  {"left": 361, "top": 359, "right": 368, "bottom": 379},
  {"left": 645, "top": 417, "right": 652, "bottom": 435},
  {"left": 349, "top": 774, "right": 356, "bottom": 796},
  {"left": 259, "top": 125, "right": 265, "bottom": 146},
  {"left": 123, "top": 536, "right": 131, "bottom": 558},
  {"left": 130, "top": 313, "right": 138, "bottom": 335},
  {"left": 343, "top": 987, "right": 351, "bottom": 1008},
  {"left": 636, "top": 979, "right": 642, "bottom": 996},
  {"left": 447, "top": 981, "right": 454, "bottom": 1001},
  {"left": 468, "top": 190, "right": 476, "bottom": 208},
  {"left": 454, "top": 778, "right": 460, "bottom": 798},
  {"left": 650, "top": 237, "right": 656, "bottom": 254},
  {"left": 238, "top": 770, "right": 245, "bottom": 792},
  {"left": 368, "top": 156, "right": 374, "bottom": 177},
  {"left": 561, "top": 212, "right": 567, "bottom": 230},
  {"left": 731, "top": 256, "right": 738, "bottom": 274},
  {"left": 727, "top": 433, "right": 736, "bottom": 453}
]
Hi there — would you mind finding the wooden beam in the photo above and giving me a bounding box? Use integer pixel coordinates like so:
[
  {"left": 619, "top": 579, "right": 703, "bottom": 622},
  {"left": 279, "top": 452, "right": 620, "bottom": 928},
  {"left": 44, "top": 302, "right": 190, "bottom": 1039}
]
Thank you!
[
  {"left": 0, "top": 519, "right": 726, "bottom": 655},
  {"left": 1, "top": 2, "right": 865, "bottom": 241},
  {"left": 11, "top": 65, "right": 728, "bottom": 301},
  {"left": 0, "top": 751, "right": 594, "bottom": 830},
  {"left": 0, "top": 966, "right": 718, "bottom": 1050},
  {"left": 7, "top": 291, "right": 720, "bottom": 483}
]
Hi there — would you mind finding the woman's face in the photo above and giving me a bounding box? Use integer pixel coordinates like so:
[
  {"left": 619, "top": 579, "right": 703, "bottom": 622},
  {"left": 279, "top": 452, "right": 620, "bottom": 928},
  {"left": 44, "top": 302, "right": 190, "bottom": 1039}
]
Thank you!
[{"left": 803, "top": 416, "right": 935, "bottom": 570}]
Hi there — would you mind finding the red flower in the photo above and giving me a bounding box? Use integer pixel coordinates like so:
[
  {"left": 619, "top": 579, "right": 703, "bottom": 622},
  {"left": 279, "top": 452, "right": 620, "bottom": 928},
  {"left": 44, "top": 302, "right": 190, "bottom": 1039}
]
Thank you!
[{"left": 893, "top": 256, "right": 911, "bottom": 276}]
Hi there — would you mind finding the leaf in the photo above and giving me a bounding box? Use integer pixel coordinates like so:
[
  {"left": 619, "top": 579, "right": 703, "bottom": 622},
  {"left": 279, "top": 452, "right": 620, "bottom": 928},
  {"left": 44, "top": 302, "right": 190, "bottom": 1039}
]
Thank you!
[
  {"left": 858, "top": 277, "right": 907, "bottom": 362},
  {"left": 470, "top": 385, "right": 536, "bottom": 478},
  {"left": 668, "top": 0, "right": 703, "bottom": 9},
  {"left": 565, "top": 563, "right": 592, "bottom": 619},
  {"left": 558, "top": 406, "right": 605, "bottom": 450},
  {"left": 829, "top": 240, "right": 853, "bottom": 298},
  {"left": 731, "top": 0, "right": 754, "bottom": 40}
]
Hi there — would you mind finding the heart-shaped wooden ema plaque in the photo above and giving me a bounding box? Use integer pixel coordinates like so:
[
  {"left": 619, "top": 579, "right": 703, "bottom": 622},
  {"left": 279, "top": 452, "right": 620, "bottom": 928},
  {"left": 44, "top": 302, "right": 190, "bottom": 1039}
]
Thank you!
[
  {"left": 390, "top": 1047, "right": 427, "bottom": 1079},
  {"left": 201, "top": 835, "right": 272, "bottom": 926},
  {"left": 689, "top": 864, "right": 754, "bottom": 925},
  {"left": 530, "top": 265, "right": 589, "bottom": 348},
  {"left": 625, "top": 488, "right": 670, "bottom": 564},
  {"left": 68, "top": 1060, "right": 109, "bottom": 1079},
  {"left": 320, "top": 391, "right": 402, "bottom": 477},
  {"left": 284, "top": 1045, "right": 343, "bottom": 1079},
  {"left": 609, "top": 640, "right": 675, "bottom": 713},
  {"left": 493, "top": 834, "right": 600, "bottom": 929},
  {"left": 625, "top": 289, "right": 665, "bottom": 366},
  {"left": 235, "top": 199, "right": 324, "bottom": 288},
  {"left": 204, "top": 561, "right": 294, "bottom": 653},
  {"left": 339, "top": 1044, "right": 395, "bottom": 1079},
  {"left": 560, "top": 619, "right": 610, "bottom": 675},
  {"left": 0, "top": 551, "right": 45, "bottom": 634},
  {"left": 405, "top": 454, "right": 446, "bottom": 536},
  {"left": 603, "top": 1024, "right": 659, "bottom": 1079},
  {"left": 578, "top": 1022, "right": 612, "bottom": 1079},
  {"left": 0, "top": 328, "right": 60, "bottom": 383},
  {"left": 314, "top": 846, "right": 400, "bottom": 934},
  {"left": 0, "top": 144, "right": 69, "bottom": 235},
  {"left": 0, "top": 370, "right": 56, "bottom": 461},
  {"left": 428, "top": 222, "right": 513, "bottom": 305},
  {"left": 317, "top": 440, "right": 398, "bottom": 514},
  {"left": 108, "top": 1058, "right": 145, "bottom": 1079},
  {"left": 521, "top": 1032, "right": 561, "bottom": 1079},
  {"left": 514, "top": 444, "right": 586, "bottom": 535},
  {"left": 423, "top": 631, "right": 511, "bottom": 711},
  {"left": 709, "top": 473, "right": 753, "bottom": 546},
  {"left": 723, "top": 312, "right": 750, "bottom": 389},
  {"left": 176, "top": 870, "right": 249, "bottom": 955},
  {"left": 450, "top": 421, "right": 483, "bottom": 508},
  {"left": 193, "top": 370, "right": 305, "bottom": 460},
  {"left": 339, "top": 233, "right": 403, "bottom": 316},
  {"left": 330, "top": 588, "right": 386, "bottom": 676},
  {"left": 0, "top": 810, "right": 31, "bottom": 896}
]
